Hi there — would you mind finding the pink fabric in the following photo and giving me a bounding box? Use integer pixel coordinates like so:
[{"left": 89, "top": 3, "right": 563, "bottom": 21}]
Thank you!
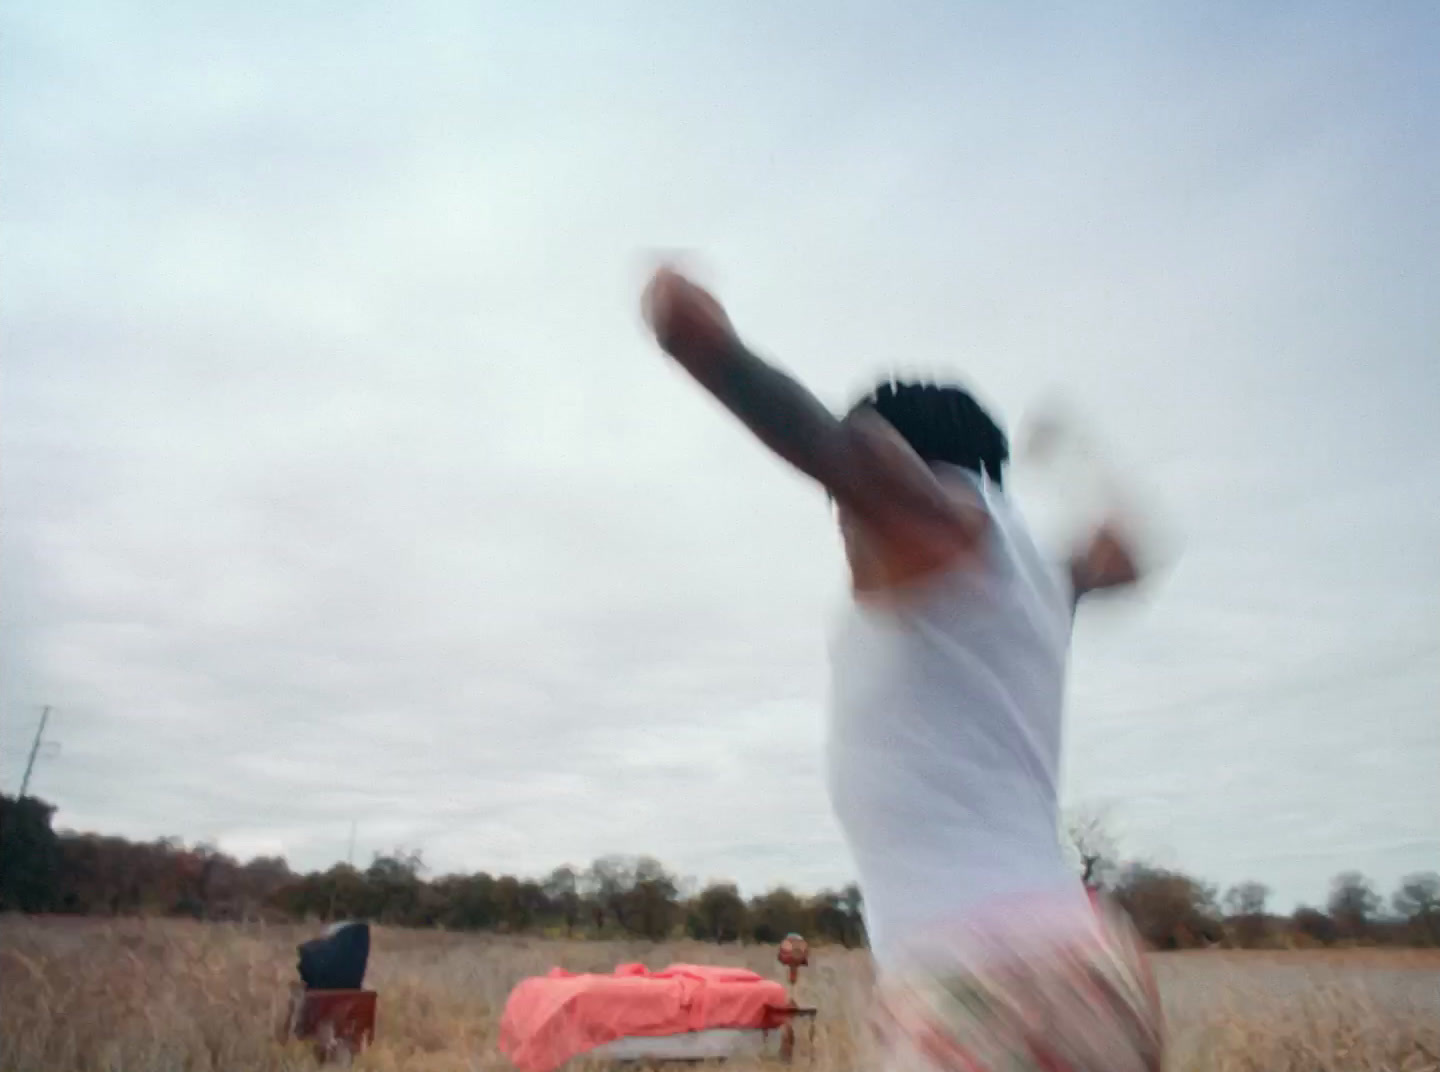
[{"left": 499, "top": 963, "right": 791, "bottom": 1072}]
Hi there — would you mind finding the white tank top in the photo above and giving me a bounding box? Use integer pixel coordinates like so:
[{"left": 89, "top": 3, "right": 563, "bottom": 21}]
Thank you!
[{"left": 826, "top": 468, "right": 1092, "bottom": 973}]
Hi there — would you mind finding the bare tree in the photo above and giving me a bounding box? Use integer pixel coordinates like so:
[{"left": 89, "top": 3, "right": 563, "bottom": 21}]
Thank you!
[
  {"left": 1223, "top": 881, "right": 1271, "bottom": 948},
  {"left": 583, "top": 855, "right": 635, "bottom": 931},
  {"left": 625, "top": 856, "right": 679, "bottom": 940},
  {"left": 543, "top": 866, "right": 581, "bottom": 937},
  {"left": 1224, "top": 881, "right": 1270, "bottom": 917},
  {"left": 1065, "top": 805, "right": 1118, "bottom": 889},
  {"left": 1392, "top": 872, "right": 1440, "bottom": 945},
  {"left": 689, "top": 882, "right": 747, "bottom": 942},
  {"left": 1327, "top": 871, "right": 1380, "bottom": 940}
]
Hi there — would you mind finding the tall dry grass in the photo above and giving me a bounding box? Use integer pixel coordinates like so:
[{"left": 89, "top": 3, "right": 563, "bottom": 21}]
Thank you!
[{"left": 2, "top": 916, "right": 1436, "bottom": 1072}]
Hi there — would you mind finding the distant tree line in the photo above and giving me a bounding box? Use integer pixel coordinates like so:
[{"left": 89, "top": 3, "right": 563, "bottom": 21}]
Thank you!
[
  {"left": 1066, "top": 807, "right": 1440, "bottom": 950},
  {"left": 0, "top": 795, "right": 864, "bottom": 946},
  {"left": 2, "top": 794, "right": 1436, "bottom": 950}
]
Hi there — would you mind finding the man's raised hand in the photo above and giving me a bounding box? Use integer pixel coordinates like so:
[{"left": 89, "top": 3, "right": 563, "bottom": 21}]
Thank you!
[{"left": 642, "top": 265, "right": 736, "bottom": 363}]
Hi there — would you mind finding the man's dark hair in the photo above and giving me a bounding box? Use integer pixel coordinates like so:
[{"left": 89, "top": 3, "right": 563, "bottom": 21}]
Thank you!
[{"left": 851, "top": 380, "right": 1009, "bottom": 487}]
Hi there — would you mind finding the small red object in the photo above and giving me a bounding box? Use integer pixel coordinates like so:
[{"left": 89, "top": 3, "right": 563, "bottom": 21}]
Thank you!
[
  {"left": 283, "top": 985, "right": 377, "bottom": 1061},
  {"left": 777, "top": 933, "right": 809, "bottom": 985}
]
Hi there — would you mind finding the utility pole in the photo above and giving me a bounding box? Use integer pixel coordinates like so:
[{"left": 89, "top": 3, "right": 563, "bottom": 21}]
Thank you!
[
  {"left": 18, "top": 706, "right": 51, "bottom": 799},
  {"left": 328, "top": 820, "right": 358, "bottom": 922}
]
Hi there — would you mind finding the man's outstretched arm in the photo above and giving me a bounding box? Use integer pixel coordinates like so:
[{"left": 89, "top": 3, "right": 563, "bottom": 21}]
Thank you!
[
  {"left": 642, "top": 266, "right": 984, "bottom": 544},
  {"left": 1070, "top": 523, "right": 1143, "bottom": 600}
]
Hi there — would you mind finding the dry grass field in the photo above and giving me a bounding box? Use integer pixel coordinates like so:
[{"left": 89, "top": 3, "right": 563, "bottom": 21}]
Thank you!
[{"left": 1, "top": 916, "right": 1437, "bottom": 1072}]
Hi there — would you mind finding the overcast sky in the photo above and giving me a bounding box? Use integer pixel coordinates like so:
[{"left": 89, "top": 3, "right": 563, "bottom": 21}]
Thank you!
[{"left": 3, "top": 2, "right": 1436, "bottom": 912}]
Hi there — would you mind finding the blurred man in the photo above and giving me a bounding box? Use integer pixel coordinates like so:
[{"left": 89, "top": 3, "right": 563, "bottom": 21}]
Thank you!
[{"left": 642, "top": 265, "right": 1161, "bottom": 1072}]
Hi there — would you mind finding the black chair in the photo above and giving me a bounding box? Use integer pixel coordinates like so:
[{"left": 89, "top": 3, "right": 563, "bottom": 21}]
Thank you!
[{"left": 296, "top": 920, "right": 370, "bottom": 991}]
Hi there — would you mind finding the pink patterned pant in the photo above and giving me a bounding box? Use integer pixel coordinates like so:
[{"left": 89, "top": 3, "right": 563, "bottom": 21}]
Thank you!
[{"left": 874, "top": 897, "right": 1163, "bottom": 1072}]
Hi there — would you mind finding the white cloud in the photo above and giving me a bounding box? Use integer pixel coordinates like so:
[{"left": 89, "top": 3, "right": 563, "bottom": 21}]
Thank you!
[{"left": 3, "top": 1, "right": 1437, "bottom": 909}]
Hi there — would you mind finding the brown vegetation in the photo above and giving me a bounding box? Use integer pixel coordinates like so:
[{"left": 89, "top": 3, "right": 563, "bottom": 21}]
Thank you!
[
  {"left": 1, "top": 917, "right": 1437, "bottom": 1072},
  {"left": 4, "top": 795, "right": 1436, "bottom": 953}
]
